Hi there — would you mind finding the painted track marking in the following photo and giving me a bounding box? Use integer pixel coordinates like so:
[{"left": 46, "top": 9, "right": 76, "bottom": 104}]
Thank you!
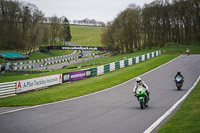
[{"left": 144, "top": 75, "right": 200, "bottom": 133}]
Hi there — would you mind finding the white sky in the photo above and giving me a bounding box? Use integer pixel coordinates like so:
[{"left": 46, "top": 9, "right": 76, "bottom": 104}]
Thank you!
[{"left": 20, "top": 0, "right": 155, "bottom": 23}]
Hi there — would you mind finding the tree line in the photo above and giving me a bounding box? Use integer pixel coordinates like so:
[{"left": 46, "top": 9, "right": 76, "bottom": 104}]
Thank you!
[
  {"left": 101, "top": 0, "right": 200, "bottom": 54},
  {"left": 72, "top": 18, "right": 106, "bottom": 27},
  {"left": 0, "top": 0, "right": 71, "bottom": 54}
]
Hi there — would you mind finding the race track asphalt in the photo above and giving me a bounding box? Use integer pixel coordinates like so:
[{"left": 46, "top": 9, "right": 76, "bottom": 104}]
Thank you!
[{"left": 0, "top": 54, "right": 200, "bottom": 133}]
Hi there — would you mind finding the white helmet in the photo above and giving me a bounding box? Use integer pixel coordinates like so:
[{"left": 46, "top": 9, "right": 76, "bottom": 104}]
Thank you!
[{"left": 136, "top": 77, "right": 142, "bottom": 84}]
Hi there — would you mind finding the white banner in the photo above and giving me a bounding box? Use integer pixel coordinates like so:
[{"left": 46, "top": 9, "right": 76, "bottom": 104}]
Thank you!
[{"left": 16, "top": 74, "right": 62, "bottom": 93}]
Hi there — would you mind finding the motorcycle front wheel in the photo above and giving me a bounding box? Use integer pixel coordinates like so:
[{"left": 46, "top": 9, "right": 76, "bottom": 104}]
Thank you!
[
  {"left": 177, "top": 85, "right": 181, "bottom": 91},
  {"left": 139, "top": 99, "right": 144, "bottom": 109}
]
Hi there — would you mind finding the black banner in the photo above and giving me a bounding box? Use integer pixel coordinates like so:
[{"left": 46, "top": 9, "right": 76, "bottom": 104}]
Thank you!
[{"left": 40, "top": 46, "right": 107, "bottom": 51}]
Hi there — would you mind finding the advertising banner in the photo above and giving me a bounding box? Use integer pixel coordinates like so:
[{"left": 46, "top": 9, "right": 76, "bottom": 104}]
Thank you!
[
  {"left": 62, "top": 70, "right": 91, "bottom": 82},
  {"left": 40, "top": 46, "right": 107, "bottom": 51},
  {"left": 16, "top": 74, "right": 62, "bottom": 93}
]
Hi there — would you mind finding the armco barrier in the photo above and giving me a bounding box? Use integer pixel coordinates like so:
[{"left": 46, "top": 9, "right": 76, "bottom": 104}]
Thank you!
[{"left": 0, "top": 81, "right": 16, "bottom": 96}]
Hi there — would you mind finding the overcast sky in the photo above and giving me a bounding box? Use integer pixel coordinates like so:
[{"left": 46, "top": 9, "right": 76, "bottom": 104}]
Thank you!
[{"left": 20, "top": 0, "right": 155, "bottom": 23}]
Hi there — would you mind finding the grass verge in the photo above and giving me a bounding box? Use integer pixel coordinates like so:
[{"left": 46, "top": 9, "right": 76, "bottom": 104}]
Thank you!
[
  {"left": 0, "top": 54, "right": 178, "bottom": 107},
  {"left": 0, "top": 49, "right": 160, "bottom": 83},
  {"left": 28, "top": 50, "right": 72, "bottom": 60},
  {"left": 70, "top": 25, "right": 103, "bottom": 46},
  {"left": 157, "top": 81, "right": 200, "bottom": 133}
]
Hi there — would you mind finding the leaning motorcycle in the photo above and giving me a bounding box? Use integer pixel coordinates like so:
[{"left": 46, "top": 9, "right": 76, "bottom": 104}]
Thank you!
[
  {"left": 136, "top": 86, "right": 149, "bottom": 109},
  {"left": 175, "top": 76, "right": 183, "bottom": 91}
]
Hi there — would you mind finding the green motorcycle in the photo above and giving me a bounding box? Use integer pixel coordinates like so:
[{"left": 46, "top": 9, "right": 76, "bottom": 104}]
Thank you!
[{"left": 136, "top": 86, "right": 149, "bottom": 109}]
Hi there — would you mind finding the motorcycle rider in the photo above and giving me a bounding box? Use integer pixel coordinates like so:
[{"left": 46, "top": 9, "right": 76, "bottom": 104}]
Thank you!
[
  {"left": 133, "top": 77, "right": 150, "bottom": 100},
  {"left": 174, "top": 71, "right": 184, "bottom": 85},
  {"left": 186, "top": 48, "right": 190, "bottom": 56}
]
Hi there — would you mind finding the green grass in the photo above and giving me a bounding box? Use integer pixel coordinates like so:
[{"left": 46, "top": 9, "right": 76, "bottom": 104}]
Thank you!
[
  {"left": 28, "top": 50, "right": 72, "bottom": 60},
  {"left": 0, "top": 54, "right": 178, "bottom": 107},
  {"left": 157, "top": 81, "right": 200, "bottom": 133},
  {"left": 159, "top": 44, "right": 200, "bottom": 54},
  {"left": 70, "top": 25, "right": 104, "bottom": 46},
  {"left": 0, "top": 72, "right": 24, "bottom": 77},
  {"left": 1, "top": 43, "right": 200, "bottom": 82},
  {"left": 0, "top": 49, "right": 160, "bottom": 83}
]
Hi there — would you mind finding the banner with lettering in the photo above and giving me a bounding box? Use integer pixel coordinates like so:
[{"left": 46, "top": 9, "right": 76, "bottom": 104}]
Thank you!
[
  {"left": 40, "top": 46, "right": 107, "bottom": 51},
  {"left": 62, "top": 70, "right": 91, "bottom": 82},
  {"left": 16, "top": 74, "right": 62, "bottom": 93}
]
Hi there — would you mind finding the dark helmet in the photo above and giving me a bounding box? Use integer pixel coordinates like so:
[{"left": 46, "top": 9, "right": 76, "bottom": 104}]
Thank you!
[{"left": 177, "top": 71, "right": 181, "bottom": 75}]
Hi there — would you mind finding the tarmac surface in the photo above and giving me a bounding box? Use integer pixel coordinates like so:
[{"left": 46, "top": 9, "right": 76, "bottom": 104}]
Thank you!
[{"left": 0, "top": 54, "right": 200, "bottom": 133}]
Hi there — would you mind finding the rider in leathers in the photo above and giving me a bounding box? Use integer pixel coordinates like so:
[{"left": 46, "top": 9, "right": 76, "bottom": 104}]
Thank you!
[
  {"left": 133, "top": 77, "right": 150, "bottom": 100},
  {"left": 174, "top": 71, "right": 184, "bottom": 86}
]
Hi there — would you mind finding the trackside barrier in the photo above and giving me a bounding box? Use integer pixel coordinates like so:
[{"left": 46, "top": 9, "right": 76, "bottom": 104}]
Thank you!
[
  {"left": 91, "top": 50, "right": 161, "bottom": 77},
  {"left": 128, "top": 58, "right": 132, "bottom": 66},
  {"left": 14, "top": 53, "right": 94, "bottom": 69},
  {"left": 15, "top": 51, "right": 77, "bottom": 65},
  {"left": 0, "top": 51, "right": 161, "bottom": 97},
  {"left": 104, "top": 64, "right": 110, "bottom": 73},
  {"left": 120, "top": 60, "right": 125, "bottom": 68},
  {"left": 125, "top": 59, "right": 129, "bottom": 67},
  {"left": 110, "top": 62, "right": 115, "bottom": 72},
  {"left": 13, "top": 51, "right": 77, "bottom": 70},
  {"left": 40, "top": 53, "right": 94, "bottom": 67},
  {"left": 40, "top": 57, "right": 77, "bottom": 67},
  {"left": 0, "top": 81, "right": 16, "bottom": 96}
]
